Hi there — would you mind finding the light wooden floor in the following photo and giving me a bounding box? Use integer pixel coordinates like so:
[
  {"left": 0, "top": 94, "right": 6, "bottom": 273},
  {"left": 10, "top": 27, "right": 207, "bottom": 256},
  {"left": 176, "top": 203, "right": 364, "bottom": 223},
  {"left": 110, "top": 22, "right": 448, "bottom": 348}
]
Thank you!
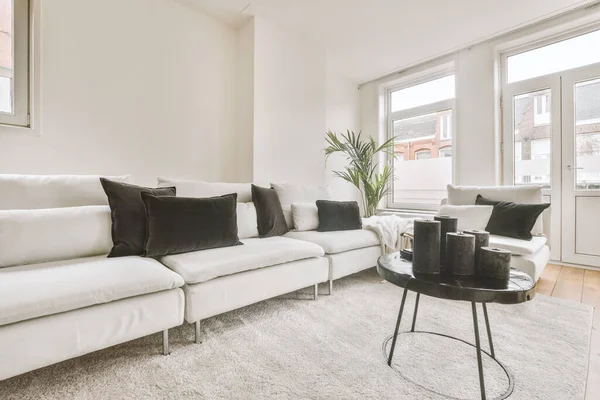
[{"left": 536, "top": 264, "right": 600, "bottom": 399}]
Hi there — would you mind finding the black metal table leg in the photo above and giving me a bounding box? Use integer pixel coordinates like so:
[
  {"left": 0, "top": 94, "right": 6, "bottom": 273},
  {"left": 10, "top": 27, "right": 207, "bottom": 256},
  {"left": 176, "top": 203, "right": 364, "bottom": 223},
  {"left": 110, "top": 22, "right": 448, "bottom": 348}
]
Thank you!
[
  {"left": 472, "top": 302, "right": 486, "bottom": 400},
  {"left": 411, "top": 293, "right": 420, "bottom": 332},
  {"left": 482, "top": 303, "right": 495, "bottom": 359},
  {"left": 388, "top": 288, "right": 408, "bottom": 366}
]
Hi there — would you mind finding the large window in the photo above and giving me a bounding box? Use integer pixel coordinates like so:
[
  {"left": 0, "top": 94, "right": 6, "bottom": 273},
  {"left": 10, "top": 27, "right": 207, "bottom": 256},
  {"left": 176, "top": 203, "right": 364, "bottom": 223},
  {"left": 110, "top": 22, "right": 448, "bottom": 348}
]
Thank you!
[
  {"left": 387, "top": 73, "right": 455, "bottom": 210},
  {"left": 507, "top": 28, "right": 600, "bottom": 83},
  {"left": 0, "top": 0, "right": 29, "bottom": 127}
]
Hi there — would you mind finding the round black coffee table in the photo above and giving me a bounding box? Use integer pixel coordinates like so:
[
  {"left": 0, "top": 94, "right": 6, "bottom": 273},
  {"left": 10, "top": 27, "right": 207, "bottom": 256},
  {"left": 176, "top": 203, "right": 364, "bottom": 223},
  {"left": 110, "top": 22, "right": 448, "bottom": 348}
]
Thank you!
[{"left": 377, "top": 253, "right": 535, "bottom": 400}]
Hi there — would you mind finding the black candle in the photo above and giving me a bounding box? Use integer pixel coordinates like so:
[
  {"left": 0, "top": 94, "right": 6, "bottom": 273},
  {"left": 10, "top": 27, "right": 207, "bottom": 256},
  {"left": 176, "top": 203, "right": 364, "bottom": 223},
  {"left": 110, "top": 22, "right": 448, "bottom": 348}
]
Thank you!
[
  {"left": 479, "top": 247, "right": 512, "bottom": 280},
  {"left": 412, "top": 219, "right": 441, "bottom": 274},
  {"left": 434, "top": 215, "right": 458, "bottom": 267},
  {"left": 463, "top": 229, "right": 490, "bottom": 276},
  {"left": 446, "top": 232, "right": 476, "bottom": 276}
]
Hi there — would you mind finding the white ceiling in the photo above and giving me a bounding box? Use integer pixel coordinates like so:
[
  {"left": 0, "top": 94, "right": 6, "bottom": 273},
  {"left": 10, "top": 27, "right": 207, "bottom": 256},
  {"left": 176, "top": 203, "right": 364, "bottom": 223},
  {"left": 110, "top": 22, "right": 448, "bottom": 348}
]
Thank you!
[{"left": 188, "top": 0, "right": 598, "bottom": 83}]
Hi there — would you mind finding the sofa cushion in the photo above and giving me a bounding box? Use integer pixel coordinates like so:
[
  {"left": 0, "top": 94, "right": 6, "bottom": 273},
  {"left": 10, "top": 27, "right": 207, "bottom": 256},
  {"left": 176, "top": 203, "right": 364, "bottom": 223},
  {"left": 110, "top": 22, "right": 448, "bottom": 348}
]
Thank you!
[
  {"left": 271, "top": 183, "right": 332, "bottom": 205},
  {"left": 285, "top": 229, "right": 380, "bottom": 254},
  {"left": 0, "top": 256, "right": 184, "bottom": 326},
  {"left": 0, "top": 174, "right": 131, "bottom": 210},
  {"left": 316, "top": 200, "right": 362, "bottom": 232},
  {"left": 237, "top": 202, "right": 259, "bottom": 239},
  {"left": 252, "top": 184, "right": 289, "bottom": 237},
  {"left": 446, "top": 184, "right": 545, "bottom": 235},
  {"left": 291, "top": 202, "right": 319, "bottom": 231},
  {"left": 437, "top": 205, "right": 493, "bottom": 232},
  {"left": 100, "top": 178, "right": 176, "bottom": 257},
  {"left": 157, "top": 178, "right": 253, "bottom": 202},
  {"left": 488, "top": 235, "right": 547, "bottom": 256},
  {"left": 159, "top": 237, "right": 324, "bottom": 284},
  {"left": 0, "top": 206, "right": 113, "bottom": 268},
  {"left": 142, "top": 193, "right": 241, "bottom": 257},
  {"left": 477, "top": 195, "right": 550, "bottom": 240}
]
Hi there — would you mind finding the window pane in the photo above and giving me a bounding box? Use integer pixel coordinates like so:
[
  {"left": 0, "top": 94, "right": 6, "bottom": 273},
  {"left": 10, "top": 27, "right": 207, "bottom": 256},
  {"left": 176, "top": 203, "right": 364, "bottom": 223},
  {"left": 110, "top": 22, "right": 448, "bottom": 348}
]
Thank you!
[
  {"left": 507, "top": 29, "right": 600, "bottom": 83},
  {"left": 0, "top": 0, "right": 13, "bottom": 114},
  {"left": 440, "top": 147, "right": 452, "bottom": 158},
  {"left": 392, "top": 110, "right": 453, "bottom": 207},
  {"left": 390, "top": 75, "right": 455, "bottom": 112},
  {"left": 513, "top": 89, "right": 551, "bottom": 188},
  {"left": 575, "top": 78, "right": 600, "bottom": 190}
]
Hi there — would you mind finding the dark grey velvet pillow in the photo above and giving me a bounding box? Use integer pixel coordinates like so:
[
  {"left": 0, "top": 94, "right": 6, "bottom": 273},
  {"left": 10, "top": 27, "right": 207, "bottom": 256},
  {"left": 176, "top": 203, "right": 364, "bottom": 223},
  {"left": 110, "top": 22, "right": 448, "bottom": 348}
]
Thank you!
[
  {"left": 476, "top": 194, "right": 550, "bottom": 240},
  {"left": 141, "top": 192, "right": 241, "bottom": 257},
  {"left": 251, "top": 184, "right": 289, "bottom": 238},
  {"left": 316, "top": 200, "right": 362, "bottom": 232},
  {"left": 100, "top": 178, "right": 176, "bottom": 257}
]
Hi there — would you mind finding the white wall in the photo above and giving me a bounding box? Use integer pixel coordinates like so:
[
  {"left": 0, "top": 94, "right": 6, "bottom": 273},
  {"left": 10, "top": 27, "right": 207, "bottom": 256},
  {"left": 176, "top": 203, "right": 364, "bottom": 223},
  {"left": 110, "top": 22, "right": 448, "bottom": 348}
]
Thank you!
[
  {"left": 454, "top": 44, "right": 499, "bottom": 186},
  {"left": 0, "top": 0, "right": 236, "bottom": 186},
  {"left": 232, "top": 17, "right": 255, "bottom": 182},
  {"left": 252, "top": 15, "right": 327, "bottom": 185},
  {"left": 325, "top": 63, "right": 362, "bottom": 203}
]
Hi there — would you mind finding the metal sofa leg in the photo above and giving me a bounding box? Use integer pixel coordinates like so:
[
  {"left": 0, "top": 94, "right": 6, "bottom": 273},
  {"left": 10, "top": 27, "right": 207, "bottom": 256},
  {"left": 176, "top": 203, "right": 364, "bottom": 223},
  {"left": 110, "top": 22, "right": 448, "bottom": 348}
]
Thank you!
[
  {"left": 162, "top": 329, "right": 170, "bottom": 356},
  {"left": 328, "top": 280, "right": 333, "bottom": 295},
  {"left": 195, "top": 320, "right": 202, "bottom": 344},
  {"left": 314, "top": 283, "right": 319, "bottom": 300}
]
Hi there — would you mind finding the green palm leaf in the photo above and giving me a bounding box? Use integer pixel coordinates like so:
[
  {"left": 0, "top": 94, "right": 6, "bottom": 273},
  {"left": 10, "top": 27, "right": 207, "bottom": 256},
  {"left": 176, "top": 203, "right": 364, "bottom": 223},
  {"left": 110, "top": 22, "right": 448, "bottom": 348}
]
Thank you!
[{"left": 324, "top": 130, "right": 397, "bottom": 217}]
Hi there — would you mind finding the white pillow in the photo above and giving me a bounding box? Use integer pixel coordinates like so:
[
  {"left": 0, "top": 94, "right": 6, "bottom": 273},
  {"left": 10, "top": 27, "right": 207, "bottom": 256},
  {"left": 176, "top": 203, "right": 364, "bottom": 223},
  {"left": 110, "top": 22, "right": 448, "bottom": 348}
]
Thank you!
[
  {"left": 437, "top": 205, "right": 494, "bottom": 232},
  {"left": 291, "top": 203, "right": 319, "bottom": 231},
  {"left": 0, "top": 174, "right": 131, "bottom": 210},
  {"left": 0, "top": 206, "right": 113, "bottom": 268},
  {"left": 237, "top": 202, "right": 259, "bottom": 239}
]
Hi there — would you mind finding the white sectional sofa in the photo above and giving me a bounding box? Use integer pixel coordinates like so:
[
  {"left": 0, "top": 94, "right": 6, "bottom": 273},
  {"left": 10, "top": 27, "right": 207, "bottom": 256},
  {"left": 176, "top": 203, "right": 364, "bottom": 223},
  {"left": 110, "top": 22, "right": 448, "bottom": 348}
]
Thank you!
[
  {"left": 442, "top": 184, "right": 551, "bottom": 281},
  {"left": 285, "top": 230, "right": 382, "bottom": 293},
  {"left": 0, "top": 175, "right": 185, "bottom": 381},
  {"left": 0, "top": 175, "right": 382, "bottom": 380},
  {"left": 156, "top": 178, "right": 380, "bottom": 342}
]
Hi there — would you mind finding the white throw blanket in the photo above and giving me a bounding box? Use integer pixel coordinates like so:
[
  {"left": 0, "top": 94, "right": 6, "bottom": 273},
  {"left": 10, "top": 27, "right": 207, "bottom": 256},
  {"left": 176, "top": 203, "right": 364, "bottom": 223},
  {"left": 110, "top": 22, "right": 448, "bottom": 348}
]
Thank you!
[{"left": 362, "top": 215, "right": 414, "bottom": 254}]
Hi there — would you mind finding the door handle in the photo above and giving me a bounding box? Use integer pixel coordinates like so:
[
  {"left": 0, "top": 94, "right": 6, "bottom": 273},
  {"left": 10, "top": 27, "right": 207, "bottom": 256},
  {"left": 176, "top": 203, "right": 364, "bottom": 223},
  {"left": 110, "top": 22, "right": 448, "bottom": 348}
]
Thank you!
[{"left": 566, "top": 165, "right": 583, "bottom": 171}]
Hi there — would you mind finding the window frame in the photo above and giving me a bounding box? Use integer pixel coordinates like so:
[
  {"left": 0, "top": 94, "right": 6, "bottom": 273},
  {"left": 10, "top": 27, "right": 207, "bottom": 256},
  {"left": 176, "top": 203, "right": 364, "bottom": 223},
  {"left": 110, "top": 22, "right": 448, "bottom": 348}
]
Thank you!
[
  {"left": 440, "top": 113, "right": 452, "bottom": 140},
  {"left": 385, "top": 69, "right": 456, "bottom": 211},
  {"left": 414, "top": 149, "right": 432, "bottom": 160},
  {"left": 439, "top": 146, "right": 452, "bottom": 158},
  {"left": 533, "top": 94, "right": 550, "bottom": 126},
  {"left": 0, "top": 0, "right": 30, "bottom": 127}
]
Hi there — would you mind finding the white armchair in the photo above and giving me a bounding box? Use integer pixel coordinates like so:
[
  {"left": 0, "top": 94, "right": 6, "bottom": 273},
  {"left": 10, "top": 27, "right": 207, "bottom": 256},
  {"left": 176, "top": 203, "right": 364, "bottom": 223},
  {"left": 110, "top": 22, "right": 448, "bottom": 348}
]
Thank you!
[{"left": 440, "top": 184, "right": 550, "bottom": 281}]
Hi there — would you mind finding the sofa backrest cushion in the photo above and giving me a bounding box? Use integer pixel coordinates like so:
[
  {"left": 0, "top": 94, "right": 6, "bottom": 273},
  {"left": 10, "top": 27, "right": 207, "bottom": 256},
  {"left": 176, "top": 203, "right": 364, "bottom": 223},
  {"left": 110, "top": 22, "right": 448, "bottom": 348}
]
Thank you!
[
  {"left": 271, "top": 183, "right": 332, "bottom": 228},
  {"left": 157, "top": 178, "right": 253, "bottom": 202},
  {"left": 0, "top": 174, "right": 131, "bottom": 210},
  {"left": 437, "top": 205, "right": 494, "bottom": 232},
  {"left": 270, "top": 182, "right": 332, "bottom": 205},
  {"left": 446, "top": 184, "right": 545, "bottom": 236},
  {"left": 0, "top": 206, "right": 113, "bottom": 268}
]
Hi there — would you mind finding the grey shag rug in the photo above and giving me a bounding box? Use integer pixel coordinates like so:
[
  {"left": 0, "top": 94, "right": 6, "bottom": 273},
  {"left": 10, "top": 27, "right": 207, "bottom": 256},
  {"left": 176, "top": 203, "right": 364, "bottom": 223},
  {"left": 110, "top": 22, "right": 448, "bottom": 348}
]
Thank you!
[{"left": 0, "top": 269, "right": 593, "bottom": 400}]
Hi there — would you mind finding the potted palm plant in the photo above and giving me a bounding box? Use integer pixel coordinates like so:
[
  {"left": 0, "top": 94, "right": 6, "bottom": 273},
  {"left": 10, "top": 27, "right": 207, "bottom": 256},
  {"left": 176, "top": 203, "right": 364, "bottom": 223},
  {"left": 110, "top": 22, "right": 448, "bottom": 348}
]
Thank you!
[{"left": 325, "top": 130, "right": 397, "bottom": 218}]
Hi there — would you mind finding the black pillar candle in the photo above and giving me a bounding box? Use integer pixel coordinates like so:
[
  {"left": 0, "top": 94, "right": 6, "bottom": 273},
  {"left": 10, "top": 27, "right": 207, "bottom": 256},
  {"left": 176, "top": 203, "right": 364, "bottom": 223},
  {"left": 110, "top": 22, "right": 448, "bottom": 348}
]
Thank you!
[
  {"left": 445, "top": 232, "right": 476, "bottom": 276},
  {"left": 479, "top": 247, "right": 512, "bottom": 280},
  {"left": 412, "top": 219, "right": 441, "bottom": 274},
  {"left": 463, "top": 229, "right": 490, "bottom": 276},
  {"left": 434, "top": 215, "right": 458, "bottom": 267}
]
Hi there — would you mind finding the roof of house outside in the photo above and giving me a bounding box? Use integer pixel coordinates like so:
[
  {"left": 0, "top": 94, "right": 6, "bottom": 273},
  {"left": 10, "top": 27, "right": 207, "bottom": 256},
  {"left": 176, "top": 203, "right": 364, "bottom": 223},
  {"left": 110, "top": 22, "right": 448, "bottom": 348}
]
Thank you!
[{"left": 393, "top": 113, "right": 437, "bottom": 142}]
